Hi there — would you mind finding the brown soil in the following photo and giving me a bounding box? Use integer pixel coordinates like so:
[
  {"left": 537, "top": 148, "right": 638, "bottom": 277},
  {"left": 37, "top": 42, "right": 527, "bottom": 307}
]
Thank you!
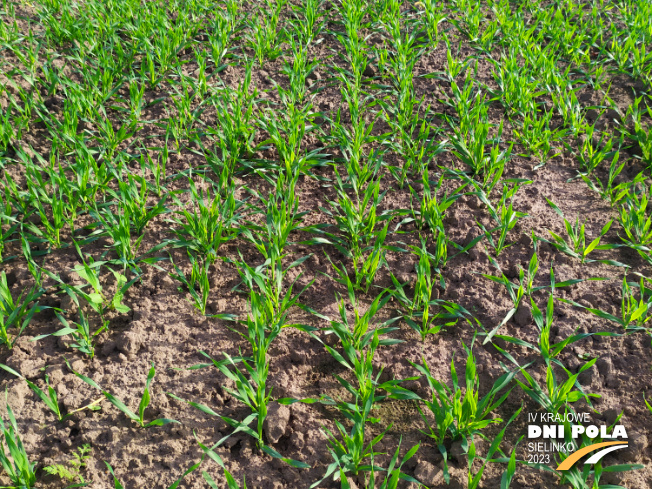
[{"left": 1, "top": 1, "right": 651, "bottom": 488}]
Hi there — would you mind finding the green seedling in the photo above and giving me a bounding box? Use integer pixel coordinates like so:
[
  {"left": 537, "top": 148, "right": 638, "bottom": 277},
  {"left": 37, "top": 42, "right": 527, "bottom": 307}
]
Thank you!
[
  {"left": 493, "top": 284, "right": 619, "bottom": 365},
  {"left": 328, "top": 74, "right": 382, "bottom": 193},
  {"left": 240, "top": 172, "right": 312, "bottom": 286},
  {"left": 499, "top": 351, "right": 599, "bottom": 414},
  {"left": 170, "top": 178, "right": 243, "bottom": 264},
  {"left": 44, "top": 444, "right": 92, "bottom": 485},
  {"left": 169, "top": 290, "right": 310, "bottom": 469},
  {"left": 312, "top": 283, "right": 400, "bottom": 353},
  {"left": 304, "top": 287, "right": 419, "bottom": 485},
  {"left": 0, "top": 364, "right": 101, "bottom": 421},
  {"left": 277, "top": 41, "right": 319, "bottom": 106},
  {"left": 543, "top": 198, "right": 620, "bottom": 264},
  {"left": 328, "top": 224, "right": 391, "bottom": 294},
  {"left": 645, "top": 394, "right": 652, "bottom": 415},
  {"left": 67, "top": 360, "right": 178, "bottom": 428},
  {"left": 417, "top": 0, "right": 445, "bottom": 45},
  {"left": 629, "top": 98, "right": 652, "bottom": 169},
  {"left": 289, "top": 0, "right": 325, "bottom": 45},
  {"left": 319, "top": 174, "right": 398, "bottom": 291},
  {"left": 480, "top": 251, "right": 540, "bottom": 310},
  {"left": 360, "top": 439, "right": 421, "bottom": 489},
  {"left": 490, "top": 49, "right": 544, "bottom": 118},
  {"left": 576, "top": 125, "right": 617, "bottom": 176},
  {"left": 203, "top": 468, "right": 248, "bottom": 489},
  {"left": 0, "top": 397, "right": 36, "bottom": 488},
  {"left": 407, "top": 174, "right": 464, "bottom": 233},
  {"left": 513, "top": 107, "right": 566, "bottom": 169},
  {"left": 37, "top": 309, "right": 105, "bottom": 360},
  {"left": 170, "top": 252, "right": 211, "bottom": 316},
  {"left": 139, "top": 147, "right": 169, "bottom": 198},
  {"left": 379, "top": 13, "right": 431, "bottom": 188},
  {"left": 217, "top": 292, "right": 277, "bottom": 445},
  {"left": 561, "top": 274, "right": 652, "bottom": 332},
  {"left": 390, "top": 238, "right": 471, "bottom": 340},
  {"left": 450, "top": 118, "right": 512, "bottom": 191},
  {"left": 0, "top": 191, "right": 19, "bottom": 263},
  {"left": 108, "top": 172, "right": 167, "bottom": 236},
  {"left": 474, "top": 180, "right": 531, "bottom": 256},
  {"left": 580, "top": 151, "right": 639, "bottom": 208},
  {"left": 551, "top": 88, "right": 584, "bottom": 137},
  {"left": 497, "top": 435, "right": 523, "bottom": 489},
  {"left": 40, "top": 251, "right": 135, "bottom": 342},
  {"left": 617, "top": 183, "right": 652, "bottom": 251},
  {"left": 247, "top": 1, "right": 285, "bottom": 66},
  {"left": 206, "top": 64, "right": 257, "bottom": 176},
  {"left": 90, "top": 205, "right": 143, "bottom": 268},
  {"left": 2, "top": 366, "right": 59, "bottom": 418},
  {"left": 232, "top": 252, "right": 313, "bottom": 329},
  {"left": 20, "top": 236, "right": 45, "bottom": 288},
  {"left": 466, "top": 407, "right": 522, "bottom": 489},
  {"left": 23, "top": 166, "right": 66, "bottom": 250},
  {"left": 410, "top": 338, "right": 514, "bottom": 481},
  {"left": 256, "top": 91, "right": 326, "bottom": 177},
  {"left": 483, "top": 261, "right": 609, "bottom": 344},
  {"left": 312, "top": 334, "right": 412, "bottom": 486},
  {"left": 209, "top": 289, "right": 308, "bottom": 467},
  {"left": 206, "top": 2, "right": 238, "bottom": 69},
  {"left": 0, "top": 270, "right": 46, "bottom": 350},
  {"left": 3, "top": 173, "right": 32, "bottom": 220},
  {"left": 70, "top": 244, "right": 134, "bottom": 317}
]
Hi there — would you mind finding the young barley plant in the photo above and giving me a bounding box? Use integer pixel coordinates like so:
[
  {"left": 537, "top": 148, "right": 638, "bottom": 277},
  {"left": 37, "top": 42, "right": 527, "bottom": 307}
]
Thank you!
[
  {"left": 561, "top": 274, "right": 652, "bottom": 332},
  {"left": 498, "top": 350, "right": 599, "bottom": 415},
  {"left": 465, "top": 407, "right": 522, "bottom": 489},
  {"left": 169, "top": 289, "right": 310, "bottom": 468},
  {"left": 407, "top": 173, "right": 465, "bottom": 234},
  {"left": 0, "top": 270, "right": 46, "bottom": 350},
  {"left": 617, "top": 182, "right": 652, "bottom": 253},
  {"left": 0, "top": 397, "right": 37, "bottom": 488},
  {"left": 390, "top": 238, "right": 472, "bottom": 341},
  {"left": 170, "top": 178, "right": 243, "bottom": 265},
  {"left": 170, "top": 252, "right": 212, "bottom": 316},
  {"left": 312, "top": 332, "right": 418, "bottom": 486},
  {"left": 410, "top": 337, "right": 515, "bottom": 482},
  {"left": 542, "top": 198, "right": 621, "bottom": 265},
  {"left": 319, "top": 173, "right": 398, "bottom": 291},
  {"left": 0, "top": 364, "right": 96, "bottom": 422},
  {"left": 473, "top": 179, "right": 531, "bottom": 256},
  {"left": 247, "top": 0, "right": 285, "bottom": 66},
  {"left": 67, "top": 360, "right": 178, "bottom": 428}
]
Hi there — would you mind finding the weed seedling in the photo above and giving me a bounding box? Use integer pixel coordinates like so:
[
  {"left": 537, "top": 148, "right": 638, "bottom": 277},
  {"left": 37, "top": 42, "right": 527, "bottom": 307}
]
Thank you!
[{"left": 44, "top": 444, "right": 92, "bottom": 485}]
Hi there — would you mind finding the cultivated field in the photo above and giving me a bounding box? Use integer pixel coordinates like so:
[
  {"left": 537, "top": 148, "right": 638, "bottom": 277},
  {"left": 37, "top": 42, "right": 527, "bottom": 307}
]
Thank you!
[{"left": 0, "top": 0, "right": 651, "bottom": 487}]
